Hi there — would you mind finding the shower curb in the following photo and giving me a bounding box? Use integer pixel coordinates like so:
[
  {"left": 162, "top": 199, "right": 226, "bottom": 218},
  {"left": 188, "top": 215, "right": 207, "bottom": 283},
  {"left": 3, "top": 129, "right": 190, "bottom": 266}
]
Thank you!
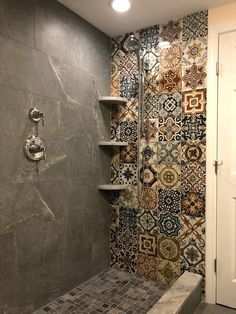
[{"left": 148, "top": 272, "right": 203, "bottom": 314}]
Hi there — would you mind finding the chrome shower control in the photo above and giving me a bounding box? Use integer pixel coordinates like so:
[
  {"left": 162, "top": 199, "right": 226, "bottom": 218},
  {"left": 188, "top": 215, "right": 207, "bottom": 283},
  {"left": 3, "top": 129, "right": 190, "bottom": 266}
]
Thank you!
[
  {"left": 29, "top": 108, "right": 45, "bottom": 125},
  {"left": 24, "top": 135, "right": 46, "bottom": 161}
]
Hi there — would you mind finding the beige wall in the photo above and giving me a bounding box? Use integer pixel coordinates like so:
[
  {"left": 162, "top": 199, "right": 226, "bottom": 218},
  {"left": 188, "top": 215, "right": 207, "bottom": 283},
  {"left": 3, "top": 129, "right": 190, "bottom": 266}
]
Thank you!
[{"left": 209, "top": 2, "right": 236, "bottom": 26}]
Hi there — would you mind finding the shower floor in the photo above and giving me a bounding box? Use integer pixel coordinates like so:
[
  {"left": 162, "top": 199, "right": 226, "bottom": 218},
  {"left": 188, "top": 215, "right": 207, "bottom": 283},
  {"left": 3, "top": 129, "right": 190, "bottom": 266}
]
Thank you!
[{"left": 34, "top": 268, "right": 167, "bottom": 314}]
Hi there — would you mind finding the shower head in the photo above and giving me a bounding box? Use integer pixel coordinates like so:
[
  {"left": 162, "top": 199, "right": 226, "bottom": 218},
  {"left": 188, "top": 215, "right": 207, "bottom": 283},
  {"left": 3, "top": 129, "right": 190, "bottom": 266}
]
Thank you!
[{"left": 126, "top": 35, "right": 142, "bottom": 53}]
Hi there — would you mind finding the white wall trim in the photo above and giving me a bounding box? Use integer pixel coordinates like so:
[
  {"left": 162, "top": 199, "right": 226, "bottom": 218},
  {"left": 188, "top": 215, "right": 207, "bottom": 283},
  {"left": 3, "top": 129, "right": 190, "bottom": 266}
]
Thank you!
[{"left": 205, "top": 19, "right": 236, "bottom": 304}]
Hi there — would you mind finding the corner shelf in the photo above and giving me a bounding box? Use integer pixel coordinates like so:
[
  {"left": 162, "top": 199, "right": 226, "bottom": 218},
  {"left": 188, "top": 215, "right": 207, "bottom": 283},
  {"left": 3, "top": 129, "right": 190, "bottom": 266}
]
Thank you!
[
  {"left": 98, "top": 184, "right": 128, "bottom": 191},
  {"left": 98, "top": 141, "right": 128, "bottom": 147},
  {"left": 99, "top": 96, "right": 128, "bottom": 105}
]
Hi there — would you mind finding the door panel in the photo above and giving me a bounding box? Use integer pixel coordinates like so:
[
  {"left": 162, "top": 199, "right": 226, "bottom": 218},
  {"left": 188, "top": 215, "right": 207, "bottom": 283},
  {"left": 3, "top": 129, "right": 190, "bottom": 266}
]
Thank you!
[{"left": 217, "top": 30, "right": 236, "bottom": 309}]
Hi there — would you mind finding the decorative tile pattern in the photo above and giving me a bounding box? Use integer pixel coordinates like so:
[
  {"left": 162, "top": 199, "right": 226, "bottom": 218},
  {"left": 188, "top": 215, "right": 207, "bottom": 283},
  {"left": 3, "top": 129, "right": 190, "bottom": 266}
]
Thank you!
[
  {"left": 120, "top": 143, "right": 138, "bottom": 164},
  {"left": 158, "top": 212, "right": 181, "bottom": 238},
  {"left": 137, "top": 209, "right": 158, "bottom": 235},
  {"left": 140, "top": 164, "right": 158, "bottom": 188},
  {"left": 139, "top": 233, "right": 157, "bottom": 256},
  {"left": 159, "top": 117, "right": 181, "bottom": 141},
  {"left": 157, "top": 236, "right": 180, "bottom": 262},
  {"left": 158, "top": 189, "right": 181, "bottom": 214},
  {"left": 160, "top": 44, "right": 182, "bottom": 71},
  {"left": 183, "top": 11, "right": 208, "bottom": 42},
  {"left": 182, "top": 63, "right": 207, "bottom": 91},
  {"left": 110, "top": 10, "right": 207, "bottom": 285},
  {"left": 182, "top": 141, "right": 206, "bottom": 165},
  {"left": 160, "top": 69, "right": 182, "bottom": 93},
  {"left": 140, "top": 188, "right": 158, "bottom": 211},
  {"left": 136, "top": 253, "right": 159, "bottom": 281},
  {"left": 159, "top": 92, "right": 182, "bottom": 118},
  {"left": 120, "top": 121, "right": 138, "bottom": 142},
  {"left": 144, "top": 93, "right": 159, "bottom": 119},
  {"left": 159, "top": 164, "right": 181, "bottom": 190},
  {"left": 182, "top": 89, "right": 206, "bottom": 114},
  {"left": 119, "top": 163, "right": 138, "bottom": 186},
  {"left": 158, "top": 141, "right": 181, "bottom": 165},
  {"left": 157, "top": 259, "right": 181, "bottom": 285},
  {"left": 183, "top": 37, "right": 207, "bottom": 66},
  {"left": 182, "top": 114, "right": 206, "bottom": 141},
  {"left": 160, "top": 20, "right": 182, "bottom": 44}
]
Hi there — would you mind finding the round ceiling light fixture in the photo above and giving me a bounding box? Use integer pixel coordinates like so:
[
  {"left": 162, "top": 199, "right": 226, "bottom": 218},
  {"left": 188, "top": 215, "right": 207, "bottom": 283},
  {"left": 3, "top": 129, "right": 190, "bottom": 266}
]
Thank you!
[
  {"left": 110, "top": 0, "right": 131, "bottom": 13},
  {"left": 158, "top": 41, "right": 171, "bottom": 49}
]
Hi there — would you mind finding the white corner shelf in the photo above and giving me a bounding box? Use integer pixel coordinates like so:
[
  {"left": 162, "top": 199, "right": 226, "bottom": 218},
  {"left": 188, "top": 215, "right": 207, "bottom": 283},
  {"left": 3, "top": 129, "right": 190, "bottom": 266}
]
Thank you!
[
  {"left": 98, "top": 184, "right": 128, "bottom": 191},
  {"left": 99, "top": 96, "right": 128, "bottom": 105},
  {"left": 98, "top": 141, "right": 128, "bottom": 147}
]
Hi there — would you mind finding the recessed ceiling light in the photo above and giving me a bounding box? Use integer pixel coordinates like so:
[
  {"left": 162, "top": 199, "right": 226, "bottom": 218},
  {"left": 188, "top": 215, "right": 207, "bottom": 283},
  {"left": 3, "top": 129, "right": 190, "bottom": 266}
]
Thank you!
[
  {"left": 110, "top": 0, "right": 131, "bottom": 13},
  {"left": 159, "top": 41, "right": 171, "bottom": 49}
]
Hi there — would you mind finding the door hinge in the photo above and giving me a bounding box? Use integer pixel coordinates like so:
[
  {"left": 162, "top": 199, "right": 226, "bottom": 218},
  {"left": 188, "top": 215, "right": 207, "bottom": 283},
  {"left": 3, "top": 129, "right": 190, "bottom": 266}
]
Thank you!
[
  {"left": 214, "top": 259, "right": 217, "bottom": 273},
  {"left": 216, "top": 61, "right": 219, "bottom": 76}
]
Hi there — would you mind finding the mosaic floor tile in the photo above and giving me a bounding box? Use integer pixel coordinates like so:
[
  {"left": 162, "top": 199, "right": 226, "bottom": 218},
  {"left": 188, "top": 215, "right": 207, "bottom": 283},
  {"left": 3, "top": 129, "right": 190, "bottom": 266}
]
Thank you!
[
  {"left": 120, "top": 121, "right": 138, "bottom": 142},
  {"left": 181, "top": 140, "right": 206, "bottom": 165},
  {"left": 118, "top": 228, "right": 138, "bottom": 252},
  {"left": 160, "top": 68, "right": 182, "bottom": 93},
  {"left": 120, "top": 74, "right": 139, "bottom": 100},
  {"left": 144, "top": 92, "right": 159, "bottom": 119},
  {"left": 157, "top": 141, "right": 181, "bottom": 165},
  {"left": 158, "top": 212, "right": 181, "bottom": 238},
  {"left": 182, "top": 163, "right": 205, "bottom": 194},
  {"left": 119, "top": 163, "right": 138, "bottom": 186},
  {"left": 181, "top": 191, "right": 205, "bottom": 217},
  {"left": 160, "top": 20, "right": 182, "bottom": 44},
  {"left": 137, "top": 209, "right": 158, "bottom": 235},
  {"left": 119, "top": 186, "right": 139, "bottom": 209},
  {"left": 157, "top": 259, "right": 180, "bottom": 285},
  {"left": 160, "top": 44, "right": 182, "bottom": 72},
  {"left": 140, "top": 187, "right": 158, "bottom": 211},
  {"left": 139, "top": 24, "right": 160, "bottom": 51},
  {"left": 158, "top": 164, "right": 181, "bottom": 190},
  {"left": 136, "top": 253, "right": 159, "bottom": 281},
  {"left": 158, "top": 189, "right": 181, "bottom": 214},
  {"left": 182, "top": 63, "right": 207, "bottom": 91},
  {"left": 157, "top": 235, "right": 180, "bottom": 262},
  {"left": 141, "top": 119, "right": 159, "bottom": 142},
  {"left": 140, "top": 142, "right": 158, "bottom": 164},
  {"left": 183, "top": 11, "right": 208, "bottom": 42},
  {"left": 120, "top": 143, "right": 138, "bottom": 164},
  {"left": 182, "top": 114, "right": 206, "bottom": 141},
  {"left": 140, "top": 163, "right": 158, "bottom": 188},
  {"left": 182, "top": 89, "right": 206, "bottom": 114},
  {"left": 119, "top": 207, "right": 138, "bottom": 231},
  {"left": 139, "top": 233, "right": 157, "bottom": 256},
  {"left": 183, "top": 36, "right": 207, "bottom": 66},
  {"left": 159, "top": 92, "right": 182, "bottom": 118}
]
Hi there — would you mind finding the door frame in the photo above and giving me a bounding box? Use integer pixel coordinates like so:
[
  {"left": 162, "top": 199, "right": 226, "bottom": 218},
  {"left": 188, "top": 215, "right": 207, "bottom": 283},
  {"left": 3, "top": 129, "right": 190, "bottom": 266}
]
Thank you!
[{"left": 206, "top": 19, "right": 236, "bottom": 304}]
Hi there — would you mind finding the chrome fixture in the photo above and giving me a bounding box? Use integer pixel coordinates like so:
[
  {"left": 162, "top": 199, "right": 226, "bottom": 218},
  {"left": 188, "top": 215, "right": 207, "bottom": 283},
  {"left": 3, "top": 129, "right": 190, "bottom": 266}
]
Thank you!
[
  {"left": 126, "top": 35, "right": 142, "bottom": 53},
  {"left": 110, "top": 0, "right": 131, "bottom": 12},
  {"left": 29, "top": 107, "right": 45, "bottom": 125},
  {"left": 24, "top": 135, "right": 46, "bottom": 161}
]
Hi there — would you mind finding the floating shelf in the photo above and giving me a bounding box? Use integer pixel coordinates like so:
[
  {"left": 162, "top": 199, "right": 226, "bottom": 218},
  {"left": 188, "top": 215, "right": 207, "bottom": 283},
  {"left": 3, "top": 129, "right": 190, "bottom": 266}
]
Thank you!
[
  {"left": 99, "top": 96, "right": 128, "bottom": 105},
  {"left": 98, "top": 184, "right": 128, "bottom": 191},
  {"left": 98, "top": 141, "right": 128, "bottom": 147}
]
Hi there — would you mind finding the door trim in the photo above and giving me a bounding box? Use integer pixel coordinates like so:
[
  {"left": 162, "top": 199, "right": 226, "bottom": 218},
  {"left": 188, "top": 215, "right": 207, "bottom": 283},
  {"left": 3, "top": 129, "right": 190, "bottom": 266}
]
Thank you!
[{"left": 206, "top": 20, "right": 236, "bottom": 304}]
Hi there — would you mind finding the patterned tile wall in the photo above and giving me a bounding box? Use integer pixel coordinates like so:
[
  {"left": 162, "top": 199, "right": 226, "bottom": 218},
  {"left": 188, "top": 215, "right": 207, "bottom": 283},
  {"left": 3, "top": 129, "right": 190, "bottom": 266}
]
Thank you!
[{"left": 110, "top": 11, "right": 207, "bottom": 286}]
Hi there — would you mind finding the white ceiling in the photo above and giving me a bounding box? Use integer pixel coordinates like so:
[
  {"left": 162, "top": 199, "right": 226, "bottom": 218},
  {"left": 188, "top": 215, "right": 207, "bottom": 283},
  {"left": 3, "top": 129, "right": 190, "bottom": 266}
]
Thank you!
[{"left": 58, "top": 0, "right": 235, "bottom": 37}]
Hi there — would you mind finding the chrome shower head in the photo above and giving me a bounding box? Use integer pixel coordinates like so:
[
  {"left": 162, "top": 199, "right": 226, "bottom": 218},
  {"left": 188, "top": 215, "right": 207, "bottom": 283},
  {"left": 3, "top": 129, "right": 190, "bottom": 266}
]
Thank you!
[{"left": 126, "top": 35, "right": 142, "bottom": 53}]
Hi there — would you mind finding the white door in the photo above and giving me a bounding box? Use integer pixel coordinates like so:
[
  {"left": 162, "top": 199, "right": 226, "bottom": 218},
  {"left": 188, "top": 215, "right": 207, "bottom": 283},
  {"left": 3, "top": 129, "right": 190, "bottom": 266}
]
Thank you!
[{"left": 217, "top": 30, "right": 236, "bottom": 309}]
